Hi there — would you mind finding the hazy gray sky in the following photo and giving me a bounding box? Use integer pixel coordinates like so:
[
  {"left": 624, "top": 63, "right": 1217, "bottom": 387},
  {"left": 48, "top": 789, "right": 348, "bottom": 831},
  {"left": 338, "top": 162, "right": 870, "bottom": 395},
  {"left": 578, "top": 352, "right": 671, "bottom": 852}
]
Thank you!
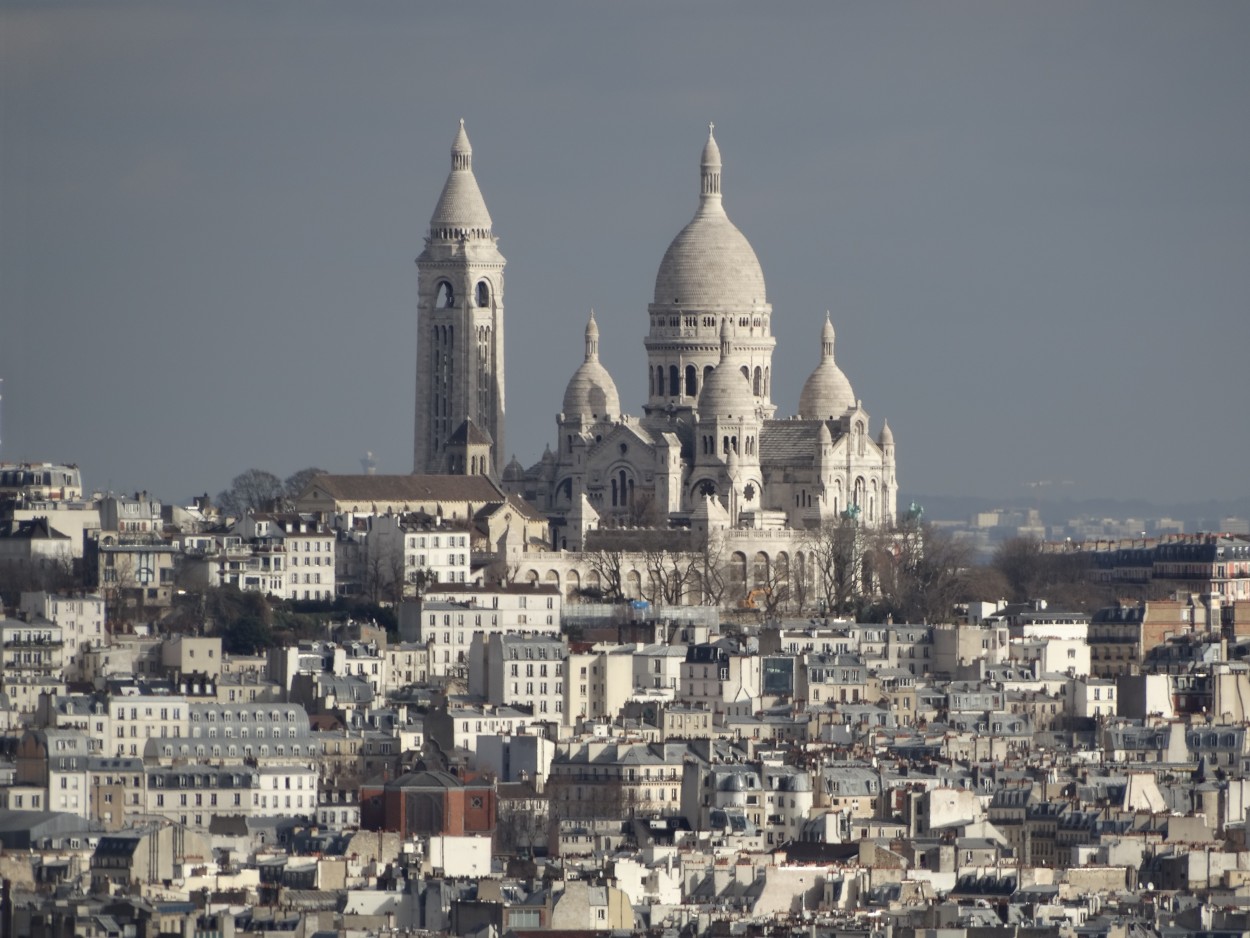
[{"left": 2, "top": 1, "right": 1247, "bottom": 506}]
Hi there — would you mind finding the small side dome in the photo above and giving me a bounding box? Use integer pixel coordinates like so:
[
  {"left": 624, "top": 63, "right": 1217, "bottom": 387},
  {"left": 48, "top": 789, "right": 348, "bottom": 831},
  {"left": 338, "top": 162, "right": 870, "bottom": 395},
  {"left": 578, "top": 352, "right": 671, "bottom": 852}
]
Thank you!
[
  {"left": 563, "top": 364, "right": 620, "bottom": 419},
  {"left": 698, "top": 320, "right": 756, "bottom": 418},
  {"left": 502, "top": 454, "right": 525, "bottom": 483},
  {"left": 798, "top": 312, "right": 855, "bottom": 418},
  {"left": 878, "top": 420, "right": 894, "bottom": 447},
  {"left": 562, "top": 311, "right": 621, "bottom": 419}
]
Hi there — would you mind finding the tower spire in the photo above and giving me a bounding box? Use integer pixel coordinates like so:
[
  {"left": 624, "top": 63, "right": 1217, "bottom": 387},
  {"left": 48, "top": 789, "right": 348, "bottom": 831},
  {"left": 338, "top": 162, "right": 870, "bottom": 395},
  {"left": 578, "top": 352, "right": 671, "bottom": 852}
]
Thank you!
[
  {"left": 821, "top": 311, "right": 836, "bottom": 360},
  {"left": 451, "top": 118, "right": 472, "bottom": 171},
  {"left": 584, "top": 310, "right": 599, "bottom": 362},
  {"left": 428, "top": 119, "right": 493, "bottom": 240},
  {"left": 700, "top": 123, "right": 722, "bottom": 204}
]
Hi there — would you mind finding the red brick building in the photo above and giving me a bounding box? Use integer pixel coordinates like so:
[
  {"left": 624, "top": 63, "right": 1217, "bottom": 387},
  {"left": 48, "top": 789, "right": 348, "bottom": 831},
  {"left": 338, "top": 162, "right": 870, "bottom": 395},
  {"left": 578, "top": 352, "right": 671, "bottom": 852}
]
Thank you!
[{"left": 360, "top": 769, "right": 496, "bottom": 837}]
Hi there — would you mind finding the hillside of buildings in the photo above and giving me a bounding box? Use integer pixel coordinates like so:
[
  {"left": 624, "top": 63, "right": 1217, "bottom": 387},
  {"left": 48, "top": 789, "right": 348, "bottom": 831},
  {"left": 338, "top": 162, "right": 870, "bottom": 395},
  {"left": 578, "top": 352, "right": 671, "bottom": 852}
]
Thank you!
[{"left": 0, "top": 461, "right": 1249, "bottom": 937}]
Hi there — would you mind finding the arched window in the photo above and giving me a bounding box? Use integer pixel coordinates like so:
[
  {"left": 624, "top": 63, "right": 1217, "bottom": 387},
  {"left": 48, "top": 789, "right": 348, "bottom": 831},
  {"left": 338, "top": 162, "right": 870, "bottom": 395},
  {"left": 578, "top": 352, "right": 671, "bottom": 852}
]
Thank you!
[
  {"left": 753, "top": 552, "right": 770, "bottom": 587},
  {"left": 753, "top": 367, "right": 762, "bottom": 396},
  {"left": 475, "top": 281, "right": 490, "bottom": 307},
  {"left": 685, "top": 364, "right": 697, "bottom": 397},
  {"left": 740, "top": 365, "right": 750, "bottom": 382},
  {"left": 669, "top": 365, "right": 680, "bottom": 397},
  {"left": 436, "top": 281, "right": 455, "bottom": 308}
]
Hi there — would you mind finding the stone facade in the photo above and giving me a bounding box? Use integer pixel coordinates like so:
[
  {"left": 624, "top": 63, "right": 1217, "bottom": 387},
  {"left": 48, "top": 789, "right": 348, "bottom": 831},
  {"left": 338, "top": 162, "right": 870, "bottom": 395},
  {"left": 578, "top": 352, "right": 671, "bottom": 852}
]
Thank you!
[
  {"left": 413, "top": 121, "right": 506, "bottom": 476},
  {"left": 499, "top": 126, "right": 897, "bottom": 549}
]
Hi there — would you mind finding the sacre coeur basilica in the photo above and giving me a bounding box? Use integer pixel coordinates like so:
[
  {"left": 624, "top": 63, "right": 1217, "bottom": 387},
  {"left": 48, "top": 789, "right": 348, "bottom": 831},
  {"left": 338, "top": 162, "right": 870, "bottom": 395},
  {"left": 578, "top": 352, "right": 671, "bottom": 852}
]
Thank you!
[{"left": 412, "top": 121, "right": 898, "bottom": 602}]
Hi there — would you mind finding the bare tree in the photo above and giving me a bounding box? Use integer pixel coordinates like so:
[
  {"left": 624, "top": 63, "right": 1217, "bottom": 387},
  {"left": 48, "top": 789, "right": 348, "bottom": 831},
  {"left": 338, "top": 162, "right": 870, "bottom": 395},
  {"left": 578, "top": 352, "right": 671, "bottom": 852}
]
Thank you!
[
  {"left": 642, "top": 549, "right": 699, "bottom": 605},
  {"left": 100, "top": 551, "right": 139, "bottom": 626},
  {"left": 790, "top": 545, "right": 813, "bottom": 614},
  {"left": 586, "top": 549, "right": 627, "bottom": 602},
  {"left": 217, "top": 469, "right": 284, "bottom": 518},
  {"left": 627, "top": 490, "right": 661, "bottom": 527},
  {"left": 0, "top": 551, "right": 79, "bottom": 606},
  {"left": 869, "top": 520, "right": 971, "bottom": 624},
  {"left": 495, "top": 793, "right": 551, "bottom": 858},
  {"left": 761, "top": 552, "right": 791, "bottom": 618},
  {"left": 810, "top": 516, "right": 864, "bottom": 616},
  {"left": 363, "top": 553, "right": 387, "bottom": 606},
  {"left": 991, "top": 536, "right": 1115, "bottom": 608},
  {"left": 697, "top": 532, "right": 731, "bottom": 607},
  {"left": 283, "top": 466, "right": 327, "bottom": 503},
  {"left": 385, "top": 552, "right": 408, "bottom": 605}
]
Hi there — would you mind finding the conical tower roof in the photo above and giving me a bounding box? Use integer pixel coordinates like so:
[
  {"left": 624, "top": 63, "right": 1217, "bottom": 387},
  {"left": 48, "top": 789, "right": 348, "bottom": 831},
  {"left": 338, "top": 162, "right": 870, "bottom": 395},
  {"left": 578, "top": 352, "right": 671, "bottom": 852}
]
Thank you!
[{"left": 429, "top": 119, "right": 494, "bottom": 238}]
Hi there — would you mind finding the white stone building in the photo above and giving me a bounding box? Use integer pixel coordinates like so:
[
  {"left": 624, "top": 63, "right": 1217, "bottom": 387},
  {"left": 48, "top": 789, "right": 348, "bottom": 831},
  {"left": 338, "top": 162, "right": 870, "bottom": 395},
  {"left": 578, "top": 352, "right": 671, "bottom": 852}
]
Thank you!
[
  {"left": 272, "top": 513, "right": 336, "bottom": 601},
  {"left": 366, "top": 513, "right": 472, "bottom": 587},
  {"left": 0, "top": 617, "right": 66, "bottom": 713},
  {"left": 565, "top": 645, "right": 635, "bottom": 726},
  {"left": 469, "top": 631, "right": 567, "bottom": 717},
  {"left": 19, "top": 591, "right": 106, "bottom": 682},
  {"left": 384, "top": 642, "right": 429, "bottom": 691},
  {"left": 404, "top": 583, "right": 561, "bottom": 680},
  {"left": 491, "top": 127, "right": 897, "bottom": 543},
  {"left": 108, "top": 687, "right": 190, "bottom": 758}
]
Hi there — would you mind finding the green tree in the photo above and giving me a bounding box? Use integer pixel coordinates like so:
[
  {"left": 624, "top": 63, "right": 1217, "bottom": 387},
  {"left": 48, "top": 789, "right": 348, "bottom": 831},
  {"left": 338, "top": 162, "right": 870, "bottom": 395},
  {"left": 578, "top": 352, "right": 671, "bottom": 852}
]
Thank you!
[{"left": 221, "top": 615, "right": 273, "bottom": 654}]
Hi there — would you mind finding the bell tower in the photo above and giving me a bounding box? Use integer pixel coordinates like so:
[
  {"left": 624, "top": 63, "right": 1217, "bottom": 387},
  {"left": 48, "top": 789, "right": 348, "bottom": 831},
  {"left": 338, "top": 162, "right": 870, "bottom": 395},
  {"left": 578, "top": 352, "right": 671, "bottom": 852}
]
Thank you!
[{"left": 414, "top": 120, "right": 507, "bottom": 475}]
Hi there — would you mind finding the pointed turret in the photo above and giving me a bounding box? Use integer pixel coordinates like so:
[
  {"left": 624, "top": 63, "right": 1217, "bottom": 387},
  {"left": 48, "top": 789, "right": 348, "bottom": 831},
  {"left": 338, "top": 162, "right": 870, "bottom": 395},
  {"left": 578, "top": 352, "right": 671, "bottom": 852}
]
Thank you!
[
  {"left": 700, "top": 123, "right": 722, "bottom": 203},
  {"left": 428, "top": 119, "right": 494, "bottom": 240},
  {"left": 585, "top": 310, "right": 600, "bottom": 361}
]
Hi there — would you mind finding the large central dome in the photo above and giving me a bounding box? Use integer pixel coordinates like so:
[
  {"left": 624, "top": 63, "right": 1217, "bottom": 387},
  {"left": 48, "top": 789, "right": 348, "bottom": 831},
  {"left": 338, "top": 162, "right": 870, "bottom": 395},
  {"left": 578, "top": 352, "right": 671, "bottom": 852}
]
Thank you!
[{"left": 653, "top": 127, "right": 766, "bottom": 311}]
